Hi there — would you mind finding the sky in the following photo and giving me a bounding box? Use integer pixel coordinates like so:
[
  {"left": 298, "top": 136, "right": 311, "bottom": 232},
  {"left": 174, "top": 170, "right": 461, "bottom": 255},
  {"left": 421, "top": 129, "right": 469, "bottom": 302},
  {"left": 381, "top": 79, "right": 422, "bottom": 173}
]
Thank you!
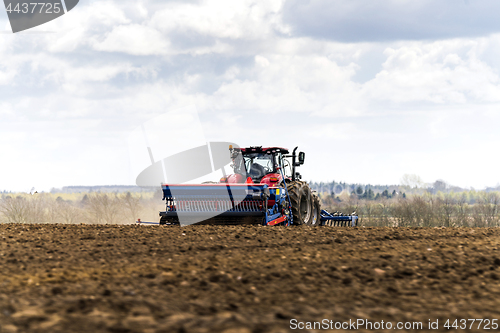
[{"left": 1, "top": 0, "right": 500, "bottom": 192}]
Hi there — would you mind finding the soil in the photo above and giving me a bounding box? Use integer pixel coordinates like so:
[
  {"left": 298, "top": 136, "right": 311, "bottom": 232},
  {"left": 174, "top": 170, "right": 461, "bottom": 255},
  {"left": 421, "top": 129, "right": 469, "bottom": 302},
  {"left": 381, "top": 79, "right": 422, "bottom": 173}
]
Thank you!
[{"left": 1, "top": 224, "right": 500, "bottom": 332}]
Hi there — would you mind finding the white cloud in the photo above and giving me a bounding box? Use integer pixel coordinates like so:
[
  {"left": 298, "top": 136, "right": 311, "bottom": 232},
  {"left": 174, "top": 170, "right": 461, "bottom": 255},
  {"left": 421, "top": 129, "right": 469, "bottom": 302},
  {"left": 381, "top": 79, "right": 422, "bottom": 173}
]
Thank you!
[
  {"left": 363, "top": 39, "right": 500, "bottom": 104},
  {"left": 92, "top": 24, "right": 170, "bottom": 55},
  {"left": 209, "top": 54, "right": 362, "bottom": 116},
  {"left": 28, "top": 1, "right": 132, "bottom": 52},
  {"left": 0, "top": 67, "right": 16, "bottom": 85},
  {"left": 151, "top": 0, "right": 289, "bottom": 40}
]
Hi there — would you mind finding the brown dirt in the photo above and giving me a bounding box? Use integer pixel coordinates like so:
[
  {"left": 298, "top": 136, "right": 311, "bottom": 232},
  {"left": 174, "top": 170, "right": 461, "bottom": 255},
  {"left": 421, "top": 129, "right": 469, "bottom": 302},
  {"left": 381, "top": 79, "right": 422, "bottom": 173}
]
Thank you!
[{"left": 1, "top": 224, "right": 500, "bottom": 332}]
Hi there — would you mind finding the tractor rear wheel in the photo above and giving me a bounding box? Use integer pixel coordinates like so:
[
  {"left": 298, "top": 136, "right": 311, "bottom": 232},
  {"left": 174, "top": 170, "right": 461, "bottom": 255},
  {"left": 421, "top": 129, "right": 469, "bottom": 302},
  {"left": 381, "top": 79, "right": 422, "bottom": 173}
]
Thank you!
[
  {"left": 309, "top": 193, "right": 322, "bottom": 226},
  {"left": 287, "top": 181, "right": 313, "bottom": 225}
]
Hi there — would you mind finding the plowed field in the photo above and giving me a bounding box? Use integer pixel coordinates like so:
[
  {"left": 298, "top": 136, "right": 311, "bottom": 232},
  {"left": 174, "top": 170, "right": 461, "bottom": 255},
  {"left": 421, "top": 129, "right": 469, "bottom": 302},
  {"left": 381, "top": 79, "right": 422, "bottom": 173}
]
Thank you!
[{"left": 1, "top": 224, "right": 500, "bottom": 332}]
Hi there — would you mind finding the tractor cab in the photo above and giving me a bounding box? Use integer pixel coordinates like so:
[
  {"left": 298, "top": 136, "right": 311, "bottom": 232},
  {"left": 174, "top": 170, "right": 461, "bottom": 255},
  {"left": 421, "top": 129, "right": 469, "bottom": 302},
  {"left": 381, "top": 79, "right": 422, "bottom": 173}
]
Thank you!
[
  {"left": 224, "top": 146, "right": 293, "bottom": 186},
  {"left": 246, "top": 152, "right": 272, "bottom": 178}
]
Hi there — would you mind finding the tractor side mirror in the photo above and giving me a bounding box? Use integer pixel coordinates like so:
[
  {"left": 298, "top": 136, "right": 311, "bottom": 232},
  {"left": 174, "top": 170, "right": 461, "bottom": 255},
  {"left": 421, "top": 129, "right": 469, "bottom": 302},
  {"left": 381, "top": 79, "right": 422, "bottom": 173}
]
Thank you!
[{"left": 298, "top": 152, "right": 305, "bottom": 165}]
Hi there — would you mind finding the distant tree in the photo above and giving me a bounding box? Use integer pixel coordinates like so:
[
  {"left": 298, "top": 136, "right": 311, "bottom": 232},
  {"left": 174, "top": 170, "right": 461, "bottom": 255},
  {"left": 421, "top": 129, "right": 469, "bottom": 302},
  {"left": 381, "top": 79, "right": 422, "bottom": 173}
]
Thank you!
[
  {"left": 356, "top": 186, "right": 363, "bottom": 195},
  {"left": 438, "top": 193, "right": 456, "bottom": 227},
  {"left": 433, "top": 180, "right": 448, "bottom": 193},
  {"left": 86, "top": 193, "right": 120, "bottom": 224},
  {"left": 121, "top": 192, "right": 141, "bottom": 223},
  {"left": 81, "top": 194, "right": 89, "bottom": 206},
  {"left": 363, "top": 187, "right": 375, "bottom": 200},
  {"left": 400, "top": 174, "right": 424, "bottom": 188}
]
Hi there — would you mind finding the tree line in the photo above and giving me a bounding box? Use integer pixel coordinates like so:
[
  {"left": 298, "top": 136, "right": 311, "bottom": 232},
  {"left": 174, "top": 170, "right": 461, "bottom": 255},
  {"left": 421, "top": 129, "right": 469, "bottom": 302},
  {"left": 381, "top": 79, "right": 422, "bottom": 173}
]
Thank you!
[
  {"left": 318, "top": 190, "right": 500, "bottom": 227},
  {"left": 2, "top": 188, "right": 500, "bottom": 227},
  {"left": 0, "top": 191, "right": 163, "bottom": 224}
]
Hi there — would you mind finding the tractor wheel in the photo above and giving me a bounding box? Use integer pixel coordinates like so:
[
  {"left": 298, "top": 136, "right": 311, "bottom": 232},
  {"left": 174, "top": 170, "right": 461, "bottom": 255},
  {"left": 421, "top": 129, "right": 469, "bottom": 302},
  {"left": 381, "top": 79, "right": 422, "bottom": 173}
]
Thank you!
[
  {"left": 160, "top": 216, "right": 180, "bottom": 226},
  {"left": 309, "top": 193, "right": 322, "bottom": 226},
  {"left": 287, "top": 181, "right": 313, "bottom": 225}
]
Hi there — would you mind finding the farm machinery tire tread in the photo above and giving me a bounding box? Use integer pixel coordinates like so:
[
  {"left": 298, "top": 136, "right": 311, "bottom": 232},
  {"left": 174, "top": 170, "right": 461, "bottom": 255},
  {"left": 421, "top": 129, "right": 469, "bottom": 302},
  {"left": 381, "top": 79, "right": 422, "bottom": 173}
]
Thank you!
[
  {"left": 160, "top": 216, "right": 180, "bottom": 226},
  {"left": 287, "top": 181, "right": 313, "bottom": 226},
  {"left": 310, "top": 192, "right": 321, "bottom": 226}
]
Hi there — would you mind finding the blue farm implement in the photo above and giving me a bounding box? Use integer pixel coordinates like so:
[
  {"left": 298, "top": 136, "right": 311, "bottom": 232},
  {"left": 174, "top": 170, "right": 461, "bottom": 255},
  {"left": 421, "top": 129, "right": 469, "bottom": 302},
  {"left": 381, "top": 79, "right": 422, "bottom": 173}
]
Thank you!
[
  {"left": 159, "top": 183, "right": 295, "bottom": 226},
  {"left": 320, "top": 210, "right": 358, "bottom": 227},
  {"left": 154, "top": 145, "right": 357, "bottom": 227}
]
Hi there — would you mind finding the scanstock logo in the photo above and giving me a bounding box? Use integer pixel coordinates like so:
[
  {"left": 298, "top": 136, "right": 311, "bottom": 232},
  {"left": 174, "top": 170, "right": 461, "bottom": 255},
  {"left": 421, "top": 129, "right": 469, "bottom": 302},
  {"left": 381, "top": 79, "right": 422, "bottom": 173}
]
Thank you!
[{"left": 3, "top": 0, "right": 79, "bottom": 33}]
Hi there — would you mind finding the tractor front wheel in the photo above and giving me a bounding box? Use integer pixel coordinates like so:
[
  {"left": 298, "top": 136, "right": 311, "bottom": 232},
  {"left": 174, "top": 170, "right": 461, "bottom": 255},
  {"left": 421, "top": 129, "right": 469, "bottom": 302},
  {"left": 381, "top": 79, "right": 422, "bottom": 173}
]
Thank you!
[{"left": 309, "top": 193, "right": 321, "bottom": 226}]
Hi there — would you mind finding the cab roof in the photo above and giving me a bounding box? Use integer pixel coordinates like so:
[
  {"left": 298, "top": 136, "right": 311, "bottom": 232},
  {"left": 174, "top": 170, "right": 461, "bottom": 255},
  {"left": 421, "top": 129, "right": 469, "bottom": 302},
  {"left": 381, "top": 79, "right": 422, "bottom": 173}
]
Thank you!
[{"left": 239, "top": 146, "right": 289, "bottom": 154}]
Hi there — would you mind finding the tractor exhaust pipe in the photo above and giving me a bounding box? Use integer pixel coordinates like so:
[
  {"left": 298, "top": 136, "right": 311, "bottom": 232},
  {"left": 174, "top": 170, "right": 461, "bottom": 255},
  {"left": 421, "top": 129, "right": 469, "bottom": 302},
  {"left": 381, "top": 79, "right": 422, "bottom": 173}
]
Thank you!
[{"left": 292, "top": 147, "right": 298, "bottom": 181}]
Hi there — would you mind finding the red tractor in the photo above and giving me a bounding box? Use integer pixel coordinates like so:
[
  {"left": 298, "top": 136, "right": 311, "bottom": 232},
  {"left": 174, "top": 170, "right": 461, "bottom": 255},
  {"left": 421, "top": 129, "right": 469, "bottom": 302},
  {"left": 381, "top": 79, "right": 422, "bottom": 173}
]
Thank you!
[
  {"left": 158, "top": 145, "right": 356, "bottom": 227},
  {"left": 219, "top": 146, "right": 320, "bottom": 225}
]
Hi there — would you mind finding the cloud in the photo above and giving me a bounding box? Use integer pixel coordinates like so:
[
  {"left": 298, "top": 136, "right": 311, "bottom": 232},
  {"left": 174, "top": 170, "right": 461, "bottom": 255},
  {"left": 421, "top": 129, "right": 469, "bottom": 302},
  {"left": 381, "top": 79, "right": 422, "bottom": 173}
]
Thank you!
[
  {"left": 362, "top": 39, "right": 500, "bottom": 105},
  {"left": 92, "top": 24, "right": 170, "bottom": 55},
  {"left": 151, "top": 0, "right": 289, "bottom": 41},
  {"left": 2, "top": 0, "right": 500, "bottom": 190},
  {"left": 283, "top": 0, "right": 500, "bottom": 42},
  {"left": 0, "top": 66, "right": 16, "bottom": 85},
  {"left": 208, "top": 54, "right": 363, "bottom": 116}
]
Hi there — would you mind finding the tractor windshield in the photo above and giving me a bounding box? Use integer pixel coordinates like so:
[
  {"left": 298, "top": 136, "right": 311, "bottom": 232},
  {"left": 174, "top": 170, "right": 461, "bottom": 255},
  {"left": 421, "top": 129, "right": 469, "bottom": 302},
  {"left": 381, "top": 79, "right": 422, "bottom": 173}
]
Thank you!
[{"left": 243, "top": 153, "right": 276, "bottom": 181}]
